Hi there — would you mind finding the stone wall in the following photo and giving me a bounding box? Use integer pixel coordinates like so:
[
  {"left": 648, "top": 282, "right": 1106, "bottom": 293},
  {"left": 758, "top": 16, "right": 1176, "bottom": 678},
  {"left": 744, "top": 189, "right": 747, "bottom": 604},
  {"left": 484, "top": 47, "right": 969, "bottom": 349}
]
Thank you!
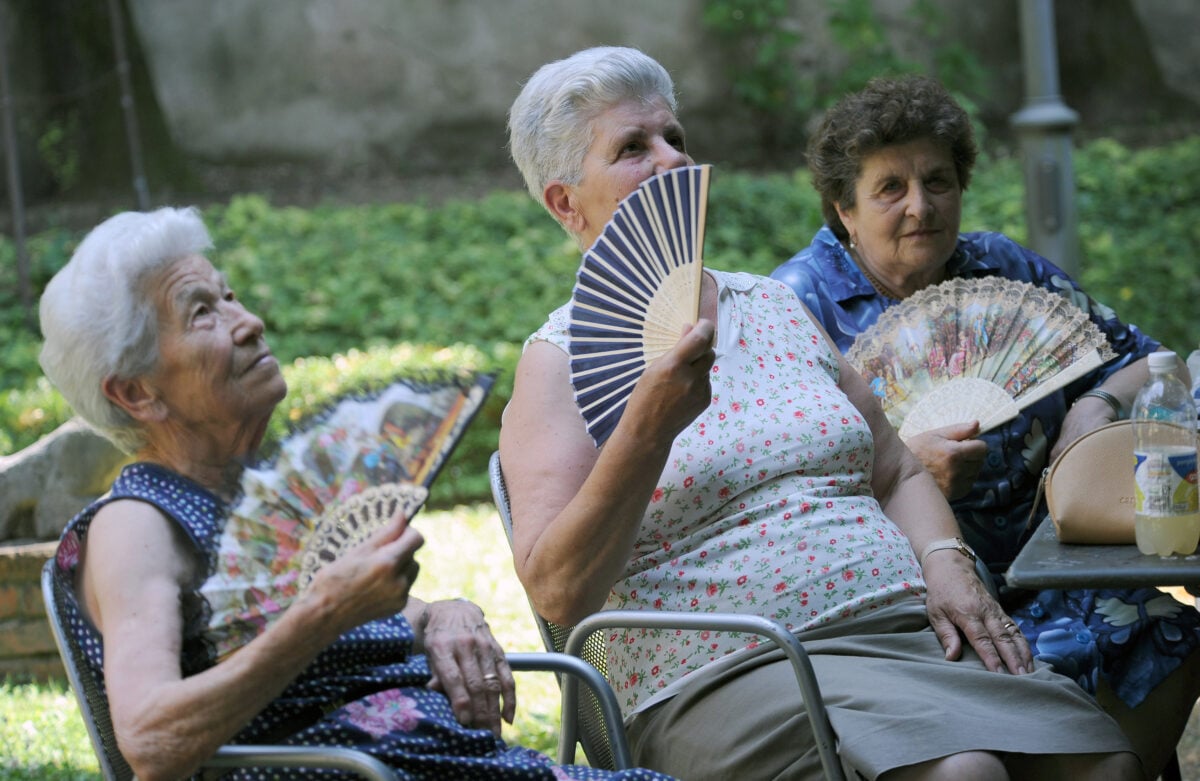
[{"left": 0, "top": 541, "right": 61, "bottom": 682}]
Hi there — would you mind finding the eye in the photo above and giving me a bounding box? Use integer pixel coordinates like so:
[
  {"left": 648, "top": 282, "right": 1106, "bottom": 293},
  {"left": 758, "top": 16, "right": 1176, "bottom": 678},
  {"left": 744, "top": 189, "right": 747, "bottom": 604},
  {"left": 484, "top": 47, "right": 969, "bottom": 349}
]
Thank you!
[{"left": 666, "top": 131, "right": 686, "bottom": 151}]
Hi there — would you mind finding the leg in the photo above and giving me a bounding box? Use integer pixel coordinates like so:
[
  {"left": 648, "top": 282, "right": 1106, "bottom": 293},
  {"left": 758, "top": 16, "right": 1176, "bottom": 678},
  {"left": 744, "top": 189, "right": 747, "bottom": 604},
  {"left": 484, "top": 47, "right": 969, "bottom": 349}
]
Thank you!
[
  {"left": 879, "top": 752, "right": 1006, "bottom": 781},
  {"left": 1095, "top": 648, "right": 1200, "bottom": 780},
  {"left": 1004, "top": 751, "right": 1142, "bottom": 781}
]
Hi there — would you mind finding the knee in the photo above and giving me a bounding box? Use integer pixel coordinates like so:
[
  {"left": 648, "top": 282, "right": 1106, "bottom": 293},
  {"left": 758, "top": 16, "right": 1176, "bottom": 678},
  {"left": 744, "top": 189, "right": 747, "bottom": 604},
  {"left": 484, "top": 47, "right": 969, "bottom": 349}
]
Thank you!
[{"left": 881, "top": 751, "right": 1006, "bottom": 781}]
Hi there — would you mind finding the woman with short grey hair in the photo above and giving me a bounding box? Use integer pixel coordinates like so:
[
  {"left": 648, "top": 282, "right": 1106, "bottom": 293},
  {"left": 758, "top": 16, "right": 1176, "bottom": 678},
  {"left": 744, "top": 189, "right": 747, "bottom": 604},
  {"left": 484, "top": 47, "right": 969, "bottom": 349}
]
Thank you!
[{"left": 39, "top": 207, "right": 211, "bottom": 453}]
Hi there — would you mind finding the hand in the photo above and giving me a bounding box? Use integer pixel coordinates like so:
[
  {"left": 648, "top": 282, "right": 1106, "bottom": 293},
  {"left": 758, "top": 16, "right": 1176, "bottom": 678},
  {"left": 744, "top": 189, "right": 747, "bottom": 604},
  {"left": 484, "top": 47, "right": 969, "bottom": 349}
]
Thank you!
[
  {"left": 623, "top": 318, "right": 716, "bottom": 442},
  {"left": 921, "top": 553, "right": 1032, "bottom": 675},
  {"left": 305, "top": 511, "right": 424, "bottom": 635},
  {"left": 421, "top": 599, "right": 516, "bottom": 736},
  {"left": 905, "top": 421, "right": 988, "bottom": 500}
]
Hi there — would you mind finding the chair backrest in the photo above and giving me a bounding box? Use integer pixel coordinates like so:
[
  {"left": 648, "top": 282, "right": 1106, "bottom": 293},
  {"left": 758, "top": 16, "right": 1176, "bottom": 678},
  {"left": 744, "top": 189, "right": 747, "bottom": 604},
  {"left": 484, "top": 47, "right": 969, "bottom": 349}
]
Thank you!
[
  {"left": 41, "top": 559, "right": 134, "bottom": 781},
  {"left": 489, "top": 451, "right": 847, "bottom": 781},
  {"left": 487, "top": 450, "right": 625, "bottom": 771}
]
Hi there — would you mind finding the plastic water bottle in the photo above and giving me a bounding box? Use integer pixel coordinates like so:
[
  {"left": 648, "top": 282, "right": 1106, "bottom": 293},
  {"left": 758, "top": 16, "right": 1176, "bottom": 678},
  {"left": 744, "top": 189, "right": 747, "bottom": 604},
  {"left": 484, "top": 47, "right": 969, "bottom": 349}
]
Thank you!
[
  {"left": 1133, "top": 350, "right": 1200, "bottom": 556},
  {"left": 1187, "top": 346, "right": 1200, "bottom": 427}
]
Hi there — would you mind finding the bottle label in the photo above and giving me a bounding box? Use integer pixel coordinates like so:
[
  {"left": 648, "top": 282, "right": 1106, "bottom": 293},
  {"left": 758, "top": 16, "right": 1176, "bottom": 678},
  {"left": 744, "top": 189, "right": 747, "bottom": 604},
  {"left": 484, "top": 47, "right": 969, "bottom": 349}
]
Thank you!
[{"left": 1134, "top": 449, "right": 1199, "bottom": 516}]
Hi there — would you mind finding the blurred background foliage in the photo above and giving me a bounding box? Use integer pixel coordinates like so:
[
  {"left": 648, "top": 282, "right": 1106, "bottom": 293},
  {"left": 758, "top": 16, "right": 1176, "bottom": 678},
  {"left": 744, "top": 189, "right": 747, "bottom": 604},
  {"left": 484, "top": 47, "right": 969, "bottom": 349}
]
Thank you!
[{"left": 2, "top": 135, "right": 1198, "bottom": 508}]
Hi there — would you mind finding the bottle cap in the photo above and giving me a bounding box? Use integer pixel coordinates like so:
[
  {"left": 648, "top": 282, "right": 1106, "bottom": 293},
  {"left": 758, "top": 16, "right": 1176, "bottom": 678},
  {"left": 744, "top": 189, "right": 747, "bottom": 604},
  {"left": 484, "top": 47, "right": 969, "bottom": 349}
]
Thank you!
[{"left": 1148, "top": 350, "right": 1176, "bottom": 370}]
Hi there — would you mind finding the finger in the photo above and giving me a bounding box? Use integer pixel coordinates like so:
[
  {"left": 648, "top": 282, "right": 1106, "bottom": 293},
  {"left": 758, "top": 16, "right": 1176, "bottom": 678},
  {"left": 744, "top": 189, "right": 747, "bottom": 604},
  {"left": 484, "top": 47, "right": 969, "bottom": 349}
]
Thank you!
[
  {"left": 993, "top": 618, "right": 1032, "bottom": 675},
  {"left": 927, "top": 612, "right": 965, "bottom": 663},
  {"left": 491, "top": 651, "right": 517, "bottom": 726}
]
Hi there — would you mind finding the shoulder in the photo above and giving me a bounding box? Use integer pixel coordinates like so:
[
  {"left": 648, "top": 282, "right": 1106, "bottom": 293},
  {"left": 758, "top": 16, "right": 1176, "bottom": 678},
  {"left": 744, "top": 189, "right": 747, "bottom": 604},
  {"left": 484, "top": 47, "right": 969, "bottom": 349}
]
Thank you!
[{"left": 770, "top": 225, "right": 848, "bottom": 297}]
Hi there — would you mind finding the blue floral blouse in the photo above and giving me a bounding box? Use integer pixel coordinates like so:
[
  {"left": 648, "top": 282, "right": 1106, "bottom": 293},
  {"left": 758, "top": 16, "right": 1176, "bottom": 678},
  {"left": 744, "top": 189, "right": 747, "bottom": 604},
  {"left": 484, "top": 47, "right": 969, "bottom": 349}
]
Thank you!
[{"left": 771, "top": 226, "right": 1200, "bottom": 706}]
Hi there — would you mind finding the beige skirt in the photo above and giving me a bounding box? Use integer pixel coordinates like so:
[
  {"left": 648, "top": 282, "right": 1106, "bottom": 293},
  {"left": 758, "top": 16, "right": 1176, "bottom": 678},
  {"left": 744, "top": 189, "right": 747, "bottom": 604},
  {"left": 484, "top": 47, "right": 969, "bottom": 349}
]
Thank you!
[{"left": 625, "top": 601, "right": 1132, "bottom": 780}]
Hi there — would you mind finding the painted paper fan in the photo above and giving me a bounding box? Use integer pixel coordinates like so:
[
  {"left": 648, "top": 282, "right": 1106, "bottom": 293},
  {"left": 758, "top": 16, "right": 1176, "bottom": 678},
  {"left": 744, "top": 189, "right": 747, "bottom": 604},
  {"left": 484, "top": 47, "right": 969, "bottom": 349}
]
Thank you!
[
  {"left": 199, "top": 373, "right": 493, "bottom": 660},
  {"left": 846, "top": 277, "right": 1115, "bottom": 441},
  {"left": 568, "top": 164, "right": 712, "bottom": 446}
]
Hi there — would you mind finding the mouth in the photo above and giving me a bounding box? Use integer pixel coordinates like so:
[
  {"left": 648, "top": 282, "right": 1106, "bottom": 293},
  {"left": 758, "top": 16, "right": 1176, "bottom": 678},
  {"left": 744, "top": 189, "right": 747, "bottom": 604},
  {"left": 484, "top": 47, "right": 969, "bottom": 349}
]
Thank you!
[{"left": 243, "top": 352, "right": 277, "bottom": 375}]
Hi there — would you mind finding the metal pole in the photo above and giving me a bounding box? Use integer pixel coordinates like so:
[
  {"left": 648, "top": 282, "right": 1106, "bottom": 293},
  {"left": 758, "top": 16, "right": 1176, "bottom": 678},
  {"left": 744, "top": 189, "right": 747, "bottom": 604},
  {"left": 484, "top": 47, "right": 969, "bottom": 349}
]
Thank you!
[
  {"left": 1010, "top": 0, "right": 1080, "bottom": 276},
  {"left": 0, "top": 9, "right": 33, "bottom": 330},
  {"left": 107, "top": 0, "right": 150, "bottom": 210}
]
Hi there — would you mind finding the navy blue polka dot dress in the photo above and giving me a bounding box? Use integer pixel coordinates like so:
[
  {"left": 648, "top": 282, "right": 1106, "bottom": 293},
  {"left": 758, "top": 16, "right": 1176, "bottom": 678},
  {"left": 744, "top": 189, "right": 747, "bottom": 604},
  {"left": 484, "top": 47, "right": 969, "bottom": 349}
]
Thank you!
[{"left": 56, "top": 463, "right": 676, "bottom": 780}]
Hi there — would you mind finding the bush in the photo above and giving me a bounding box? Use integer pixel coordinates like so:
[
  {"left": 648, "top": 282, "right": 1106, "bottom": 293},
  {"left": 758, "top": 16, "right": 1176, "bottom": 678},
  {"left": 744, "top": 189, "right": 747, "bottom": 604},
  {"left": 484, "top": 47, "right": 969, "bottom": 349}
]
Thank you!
[{"left": 2, "top": 137, "right": 1198, "bottom": 504}]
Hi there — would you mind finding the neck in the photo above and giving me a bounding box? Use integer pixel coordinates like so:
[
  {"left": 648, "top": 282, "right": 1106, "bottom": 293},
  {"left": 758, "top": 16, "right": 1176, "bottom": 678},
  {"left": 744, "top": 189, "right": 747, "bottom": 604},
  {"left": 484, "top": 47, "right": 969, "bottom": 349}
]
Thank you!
[
  {"left": 848, "top": 247, "right": 941, "bottom": 300},
  {"left": 137, "top": 424, "right": 262, "bottom": 500}
]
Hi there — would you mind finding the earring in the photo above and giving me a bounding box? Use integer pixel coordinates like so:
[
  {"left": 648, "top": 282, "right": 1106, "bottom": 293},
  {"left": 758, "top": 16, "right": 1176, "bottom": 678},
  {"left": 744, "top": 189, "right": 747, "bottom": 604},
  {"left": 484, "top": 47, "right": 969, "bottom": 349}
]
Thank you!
[{"left": 848, "top": 235, "right": 857, "bottom": 250}]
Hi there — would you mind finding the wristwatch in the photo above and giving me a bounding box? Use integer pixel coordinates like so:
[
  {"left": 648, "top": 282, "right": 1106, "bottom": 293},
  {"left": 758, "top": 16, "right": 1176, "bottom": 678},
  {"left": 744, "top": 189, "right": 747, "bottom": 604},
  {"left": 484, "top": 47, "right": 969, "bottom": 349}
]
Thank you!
[{"left": 920, "top": 537, "right": 978, "bottom": 568}]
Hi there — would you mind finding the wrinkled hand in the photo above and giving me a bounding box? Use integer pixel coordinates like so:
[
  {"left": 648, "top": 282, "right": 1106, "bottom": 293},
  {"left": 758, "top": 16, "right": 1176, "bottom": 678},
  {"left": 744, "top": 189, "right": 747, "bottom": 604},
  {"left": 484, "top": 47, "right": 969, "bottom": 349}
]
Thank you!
[
  {"left": 905, "top": 421, "right": 988, "bottom": 500},
  {"left": 306, "top": 512, "right": 424, "bottom": 635},
  {"left": 922, "top": 554, "right": 1032, "bottom": 675},
  {"left": 422, "top": 599, "right": 515, "bottom": 736},
  {"left": 624, "top": 319, "right": 716, "bottom": 442}
]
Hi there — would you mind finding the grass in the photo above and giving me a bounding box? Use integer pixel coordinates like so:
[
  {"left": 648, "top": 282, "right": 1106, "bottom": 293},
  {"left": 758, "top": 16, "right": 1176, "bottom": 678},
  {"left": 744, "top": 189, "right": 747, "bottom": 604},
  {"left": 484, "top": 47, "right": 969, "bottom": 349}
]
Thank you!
[
  {"left": 0, "top": 503, "right": 567, "bottom": 779},
  {"left": 4, "top": 507, "right": 1200, "bottom": 779}
]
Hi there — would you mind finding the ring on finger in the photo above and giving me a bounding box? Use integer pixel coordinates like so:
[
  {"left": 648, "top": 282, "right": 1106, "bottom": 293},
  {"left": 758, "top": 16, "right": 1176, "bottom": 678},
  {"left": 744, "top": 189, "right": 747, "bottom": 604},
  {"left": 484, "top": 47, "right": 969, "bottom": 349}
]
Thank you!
[
  {"left": 483, "top": 673, "right": 500, "bottom": 682},
  {"left": 1003, "top": 622, "right": 1018, "bottom": 632}
]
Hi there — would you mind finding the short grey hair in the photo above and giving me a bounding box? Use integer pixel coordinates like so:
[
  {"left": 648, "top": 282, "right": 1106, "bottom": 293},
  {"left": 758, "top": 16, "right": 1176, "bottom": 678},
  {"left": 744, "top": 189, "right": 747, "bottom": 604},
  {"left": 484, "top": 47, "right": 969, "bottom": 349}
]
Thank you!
[
  {"left": 507, "top": 46, "right": 677, "bottom": 207},
  {"left": 38, "top": 206, "right": 213, "bottom": 453}
]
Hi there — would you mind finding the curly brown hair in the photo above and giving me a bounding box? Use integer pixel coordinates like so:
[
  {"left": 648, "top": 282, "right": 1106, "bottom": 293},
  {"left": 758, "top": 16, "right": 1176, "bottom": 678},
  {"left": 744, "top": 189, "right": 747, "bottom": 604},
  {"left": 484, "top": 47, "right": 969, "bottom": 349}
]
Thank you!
[{"left": 807, "top": 74, "right": 977, "bottom": 241}]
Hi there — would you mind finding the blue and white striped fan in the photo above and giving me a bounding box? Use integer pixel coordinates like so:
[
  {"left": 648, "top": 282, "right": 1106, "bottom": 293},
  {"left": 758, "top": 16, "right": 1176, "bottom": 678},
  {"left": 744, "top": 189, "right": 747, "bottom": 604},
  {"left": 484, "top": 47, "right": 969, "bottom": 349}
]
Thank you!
[{"left": 568, "top": 164, "right": 712, "bottom": 446}]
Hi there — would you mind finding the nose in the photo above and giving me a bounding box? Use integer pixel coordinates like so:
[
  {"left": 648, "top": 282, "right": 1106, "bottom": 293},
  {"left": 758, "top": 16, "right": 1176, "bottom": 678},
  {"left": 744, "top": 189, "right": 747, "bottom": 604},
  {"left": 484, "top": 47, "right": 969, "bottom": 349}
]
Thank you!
[
  {"left": 905, "top": 184, "right": 934, "bottom": 219},
  {"left": 651, "top": 137, "right": 691, "bottom": 174},
  {"left": 230, "top": 301, "right": 266, "bottom": 344}
]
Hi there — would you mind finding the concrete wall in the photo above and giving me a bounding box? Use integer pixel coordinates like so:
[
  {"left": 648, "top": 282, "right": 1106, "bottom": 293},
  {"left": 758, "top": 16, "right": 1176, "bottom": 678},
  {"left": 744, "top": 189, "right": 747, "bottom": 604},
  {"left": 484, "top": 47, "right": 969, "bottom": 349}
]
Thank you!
[{"left": 122, "top": 0, "right": 1200, "bottom": 177}]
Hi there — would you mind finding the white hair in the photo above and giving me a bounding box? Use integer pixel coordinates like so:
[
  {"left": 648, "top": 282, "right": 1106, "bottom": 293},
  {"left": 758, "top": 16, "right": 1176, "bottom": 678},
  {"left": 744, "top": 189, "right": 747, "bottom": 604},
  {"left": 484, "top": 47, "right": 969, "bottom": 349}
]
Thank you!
[
  {"left": 507, "top": 46, "right": 677, "bottom": 208},
  {"left": 38, "top": 206, "right": 213, "bottom": 453}
]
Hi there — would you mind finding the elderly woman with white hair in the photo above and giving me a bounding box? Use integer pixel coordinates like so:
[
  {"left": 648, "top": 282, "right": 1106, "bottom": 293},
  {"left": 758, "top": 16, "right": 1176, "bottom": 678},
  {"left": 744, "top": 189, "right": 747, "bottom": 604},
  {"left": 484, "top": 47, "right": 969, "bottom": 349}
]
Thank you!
[
  {"left": 39, "top": 206, "right": 678, "bottom": 781},
  {"left": 499, "top": 46, "right": 1142, "bottom": 781}
]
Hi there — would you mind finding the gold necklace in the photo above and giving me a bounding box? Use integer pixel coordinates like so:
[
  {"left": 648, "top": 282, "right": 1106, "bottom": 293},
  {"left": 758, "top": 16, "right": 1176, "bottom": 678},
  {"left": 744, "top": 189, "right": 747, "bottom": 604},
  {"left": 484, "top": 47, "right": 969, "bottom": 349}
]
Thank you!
[{"left": 848, "top": 247, "right": 905, "bottom": 300}]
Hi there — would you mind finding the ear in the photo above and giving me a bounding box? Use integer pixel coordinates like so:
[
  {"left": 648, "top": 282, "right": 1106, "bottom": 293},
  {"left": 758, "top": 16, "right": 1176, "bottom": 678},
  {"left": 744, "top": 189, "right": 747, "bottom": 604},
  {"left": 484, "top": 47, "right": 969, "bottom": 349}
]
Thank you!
[
  {"left": 101, "top": 375, "right": 167, "bottom": 423},
  {"left": 543, "top": 180, "right": 587, "bottom": 236},
  {"left": 834, "top": 201, "right": 856, "bottom": 239}
]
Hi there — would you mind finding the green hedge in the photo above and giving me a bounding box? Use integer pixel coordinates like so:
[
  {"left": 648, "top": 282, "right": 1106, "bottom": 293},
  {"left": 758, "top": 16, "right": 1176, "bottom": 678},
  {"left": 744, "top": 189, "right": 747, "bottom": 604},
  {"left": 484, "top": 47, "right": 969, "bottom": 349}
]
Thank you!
[{"left": 2, "top": 136, "right": 1198, "bottom": 504}]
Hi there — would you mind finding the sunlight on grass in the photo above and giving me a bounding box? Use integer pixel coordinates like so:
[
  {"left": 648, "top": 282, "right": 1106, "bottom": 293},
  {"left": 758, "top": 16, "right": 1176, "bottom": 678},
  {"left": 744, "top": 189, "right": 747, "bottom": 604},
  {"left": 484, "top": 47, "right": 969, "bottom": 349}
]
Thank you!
[
  {"left": 0, "top": 679, "right": 100, "bottom": 780},
  {"left": 413, "top": 503, "right": 567, "bottom": 758},
  {"left": 0, "top": 504, "right": 571, "bottom": 779}
]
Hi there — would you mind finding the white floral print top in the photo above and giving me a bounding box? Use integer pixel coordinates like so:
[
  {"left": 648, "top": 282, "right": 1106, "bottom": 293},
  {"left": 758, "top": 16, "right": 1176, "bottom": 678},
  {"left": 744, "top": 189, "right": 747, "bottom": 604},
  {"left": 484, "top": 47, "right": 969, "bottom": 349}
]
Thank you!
[{"left": 529, "top": 270, "right": 926, "bottom": 715}]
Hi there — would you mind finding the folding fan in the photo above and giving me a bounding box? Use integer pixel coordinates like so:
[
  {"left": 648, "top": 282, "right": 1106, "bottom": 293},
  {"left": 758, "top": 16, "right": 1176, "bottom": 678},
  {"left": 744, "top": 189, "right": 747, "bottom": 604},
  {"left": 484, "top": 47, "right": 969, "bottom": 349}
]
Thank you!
[
  {"left": 846, "top": 277, "right": 1115, "bottom": 442},
  {"left": 568, "top": 163, "right": 712, "bottom": 446},
  {"left": 199, "top": 373, "right": 493, "bottom": 660}
]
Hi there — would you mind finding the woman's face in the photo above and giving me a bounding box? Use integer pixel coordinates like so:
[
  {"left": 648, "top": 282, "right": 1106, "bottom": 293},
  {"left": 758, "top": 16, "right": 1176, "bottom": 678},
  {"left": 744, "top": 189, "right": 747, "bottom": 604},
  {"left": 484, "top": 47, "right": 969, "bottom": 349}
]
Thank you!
[
  {"left": 562, "top": 95, "right": 692, "bottom": 247},
  {"left": 141, "top": 254, "right": 287, "bottom": 440},
  {"left": 836, "top": 137, "right": 963, "bottom": 283}
]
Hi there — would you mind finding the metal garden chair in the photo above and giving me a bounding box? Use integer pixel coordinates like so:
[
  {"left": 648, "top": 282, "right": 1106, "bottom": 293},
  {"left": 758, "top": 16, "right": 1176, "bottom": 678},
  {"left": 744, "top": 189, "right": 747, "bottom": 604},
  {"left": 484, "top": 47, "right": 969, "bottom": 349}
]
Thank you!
[
  {"left": 41, "top": 558, "right": 630, "bottom": 780},
  {"left": 488, "top": 450, "right": 846, "bottom": 781}
]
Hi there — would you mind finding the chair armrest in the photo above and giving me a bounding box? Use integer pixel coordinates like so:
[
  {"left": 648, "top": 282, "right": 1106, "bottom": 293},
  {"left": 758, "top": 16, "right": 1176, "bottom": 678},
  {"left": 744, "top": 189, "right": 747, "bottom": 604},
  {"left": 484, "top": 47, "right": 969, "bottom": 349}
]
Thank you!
[
  {"left": 205, "top": 746, "right": 398, "bottom": 780},
  {"left": 506, "top": 651, "right": 630, "bottom": 768},
  {"left": 565, "top": 610, "right": 845, "bottom": 781}
]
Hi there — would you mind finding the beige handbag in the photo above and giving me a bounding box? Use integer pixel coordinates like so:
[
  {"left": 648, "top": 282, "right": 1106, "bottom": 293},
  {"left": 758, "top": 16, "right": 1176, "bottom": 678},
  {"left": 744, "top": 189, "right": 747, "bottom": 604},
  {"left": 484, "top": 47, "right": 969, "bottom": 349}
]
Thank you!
[{"left": 1033, "top": 420, "right": 1136, "bottom": 544}]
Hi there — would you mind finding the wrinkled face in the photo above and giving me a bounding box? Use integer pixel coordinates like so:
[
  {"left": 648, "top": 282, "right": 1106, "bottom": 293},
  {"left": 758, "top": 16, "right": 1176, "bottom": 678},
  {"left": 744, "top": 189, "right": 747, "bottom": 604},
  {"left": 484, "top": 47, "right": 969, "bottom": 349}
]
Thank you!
[
  {"left": 570, "top": 96, "right": 692, "bottom": 248},
  {"left": 143, "top": 254, "right": 286, "bottom": 433},
  {"left": 837, "top": 137, "right": 963, "bottom": 281}
]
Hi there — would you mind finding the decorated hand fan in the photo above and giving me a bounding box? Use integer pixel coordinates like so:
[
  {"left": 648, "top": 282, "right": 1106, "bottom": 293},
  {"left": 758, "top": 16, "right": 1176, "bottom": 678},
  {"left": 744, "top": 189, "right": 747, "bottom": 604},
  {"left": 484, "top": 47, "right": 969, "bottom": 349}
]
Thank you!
[
  {"left": 568, "top": 163, "right": 712, "bottom": 446},
  {"left": 200, "top": 373, "right": 493, "bottom": 660},
  {"left": 846, "top": 277, "right": 1115, "bottom": 442}
]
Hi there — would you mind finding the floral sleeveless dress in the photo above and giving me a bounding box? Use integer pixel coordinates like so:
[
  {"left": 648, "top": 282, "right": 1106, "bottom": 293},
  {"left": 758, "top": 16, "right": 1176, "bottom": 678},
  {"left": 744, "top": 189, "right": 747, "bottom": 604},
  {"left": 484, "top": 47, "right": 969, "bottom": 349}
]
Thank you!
[{"left": 56, "top": 462, "right": 675, "bottom": 780}]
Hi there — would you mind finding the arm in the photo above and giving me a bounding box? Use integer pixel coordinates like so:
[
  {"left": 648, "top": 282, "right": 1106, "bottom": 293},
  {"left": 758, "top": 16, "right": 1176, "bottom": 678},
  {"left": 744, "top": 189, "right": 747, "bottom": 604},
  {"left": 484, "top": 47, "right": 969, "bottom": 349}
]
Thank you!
[
  {"left": 1053, "top": 356, "right": 1150, "bottom": 460},
  {"left": 499, "top": 320, "right": 716, "bottom": 626},
  {"left": 830, "top": 343, "right": 1033, "bottom": 675},
  {"left": 82, "top": 499, "right": 422, "bottom": 781}
]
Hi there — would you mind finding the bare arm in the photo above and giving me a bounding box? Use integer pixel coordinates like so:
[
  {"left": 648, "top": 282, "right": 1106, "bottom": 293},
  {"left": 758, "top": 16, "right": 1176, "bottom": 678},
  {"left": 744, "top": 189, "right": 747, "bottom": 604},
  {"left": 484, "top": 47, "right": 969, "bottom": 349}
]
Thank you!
[
  {"left": 499, "top": 320, "right": 716, "bottom": 626},
  {"left": 1053, "top": 356, "right": 1150, "bottom": 460},
  {"left": 82, "top": 499, "right": 422, "bottom": 781},
  {"left": 829, "top": 334, "right": 1033, "bottom": 675}
]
